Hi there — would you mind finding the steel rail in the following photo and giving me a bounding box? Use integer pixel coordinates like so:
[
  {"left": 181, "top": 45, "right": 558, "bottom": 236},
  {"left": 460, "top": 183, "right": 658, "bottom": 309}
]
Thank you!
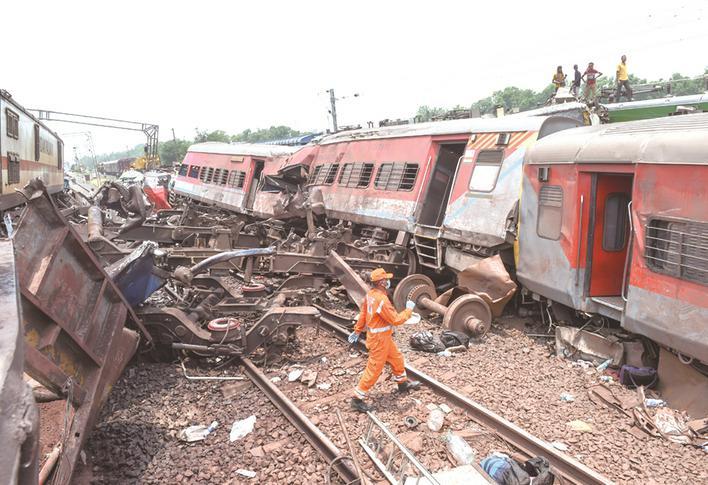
[
  {"left": 316, "top": 309, "right": 612, "bottom": 485},
  {"left": 239, "top": 357, "right": 359, "bottom": 484}
]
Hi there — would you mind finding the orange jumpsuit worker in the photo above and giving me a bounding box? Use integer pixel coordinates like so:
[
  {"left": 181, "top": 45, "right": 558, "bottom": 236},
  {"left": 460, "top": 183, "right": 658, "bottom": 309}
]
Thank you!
[{"left": 348, "top": 268, "right": 421, "bottom": 413}]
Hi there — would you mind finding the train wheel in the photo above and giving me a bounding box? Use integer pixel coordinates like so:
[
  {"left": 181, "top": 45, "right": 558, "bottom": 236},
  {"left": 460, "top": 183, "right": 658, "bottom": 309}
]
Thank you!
[
  {"left": 393, "top": 274, "right": 436, "bottom": 312},
  {"left": 442, "top": 294, "right": 492, "bottom": 337}
]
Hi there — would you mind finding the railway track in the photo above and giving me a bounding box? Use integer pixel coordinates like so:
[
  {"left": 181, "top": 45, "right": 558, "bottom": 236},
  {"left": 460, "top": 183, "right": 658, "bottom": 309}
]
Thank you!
[
  {"left": 314, "top": 305, "right": 613, "bottom": 485},
  {"left": 239, "top": 357, "right": 359, "bottom": 484}
]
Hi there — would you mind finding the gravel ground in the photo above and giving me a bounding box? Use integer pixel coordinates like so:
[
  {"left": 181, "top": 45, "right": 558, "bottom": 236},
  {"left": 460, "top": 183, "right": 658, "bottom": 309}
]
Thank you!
[
  {"left": 390, "top": 312, "right": 708, "bottom": 485},
  {"left": 80, "top": 362, "right": 329, "bottom": 484}
]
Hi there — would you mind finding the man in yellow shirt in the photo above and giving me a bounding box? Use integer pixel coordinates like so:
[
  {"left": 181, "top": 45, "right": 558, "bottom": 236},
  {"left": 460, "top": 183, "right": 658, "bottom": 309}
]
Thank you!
[{"left": 615, "top": 55, "right": 633, "bottom": 101}]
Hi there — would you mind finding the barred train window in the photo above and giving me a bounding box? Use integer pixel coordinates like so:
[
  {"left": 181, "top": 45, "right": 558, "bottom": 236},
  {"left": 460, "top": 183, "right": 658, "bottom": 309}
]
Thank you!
[
  {"left": 228, "top": 170, "right": 246, "bottom": 188},
  {"left": 537, "top": 185, "right": 563, "bottom": 240},
  {"left": 309, "top": 163, "right": 340, "bottom": 185},
  {"left": 338, "top": 162, "right": 374, "bottom": 188},
  {"left": 645, "top": 218, "right": 708, "bottom": 286},
  {"left": 6, "top": 109, "right": 19, "bottom": 139},
  {"left": 374, "top": 163, "right": 419, "bottom": 191},
  {"left": 188, "top": 165, "right": 200, "bottom": 178},
  {"left": 7, "top": 152, "right": 20, "bottom": 184},
  {"left": 178, "top": 164, "right": 189, "bottom": 176},
  {"left": 468, "top": 150, "right": 504, "bottom": 192},
  {"left": 213, "top": 168, "right": 228, "bottom": 186}
]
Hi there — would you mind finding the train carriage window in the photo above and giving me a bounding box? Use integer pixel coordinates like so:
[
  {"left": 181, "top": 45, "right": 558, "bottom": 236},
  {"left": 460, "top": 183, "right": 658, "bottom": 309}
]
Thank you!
[
  {"left": 645, "top": 218, "right": 708, "bottom": 286},
  {"left": 57, "top": 140, "right": 63, "bottom": 169},
  {"left": 7, "top": 152, "right": 20, "bottom": 184},
  {"left": 338, "top": 163, "right": 375, "bottom": 188},
  {"left": 228, "top": 170, "right": 246, "bottom": 188},
  {"left": 5, "top": 109, "right": 19, "bottom": 139},
  {"left": 213, "top": 168, "right": 225, "bottom": 185},
  {"left": 178, "top": 164, "right": 189, "bottom": 176},
  {"left": 537, "top": 185, "right": 563, "bottom": 240},
  {"left": 603, "top": 193, "right": 630, "bottom": 251},
  {"left": 468, "top": 149, "right": 504, "bottom": 192},
  {"left": 217, "top": 169, "right": 229, "bottom": 185},
  {"left": 188, "top": 165, "right": 200, "bottom": 178},
  {"left": 309, "top": 163, "right": 340, "bottom": 185},
  {"left": 374, "top": 162, "right": 419, "bottom": 191}
]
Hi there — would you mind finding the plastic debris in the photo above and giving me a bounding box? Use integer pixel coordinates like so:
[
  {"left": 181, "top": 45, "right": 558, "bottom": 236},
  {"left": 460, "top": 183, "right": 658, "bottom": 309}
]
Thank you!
[
  {"left": 599, "top": 376, "right": 613, "bottom": 383},
  {"left": 425, "top": 403, "right": 439, "bottom": 412},
  {"left": 230, "top": 415, "right": 256, "bottom": 442},
  {"left": 443, "top": 431, "right": 476, "bottom": 465},
  {"left": 288, "top": 368, "right": 304, "bottom": 382},
  {"left": 567, "top": 420, "right": 593, "bottom": 433},
  {"left": 560, "top": 393, "right": 575, "bottom": 402},
  {"left": 654, "top": 408, "right": 692, "bottom": 444},
  {"left": 270, "top": 376, "right": 282, "bottom": 383},
  {"left": 437, "top": 350, "right": 452, "bottom": 357},
  {"left": 439, "top": 403, "right": 453, "bottom": 414},
  {"left": 316, "top": 382, "right": 332, "bottom": 390},
  {"left": 427, "top": 408, "right": 445, "bottom": 432},
  {"left": 236, "top": 469, "right": 257, "bottom": 478},
  {"left": 404, "top": 312, "right": 421, "bottom": 325},
  {"left": 551, "top": 441, "right": 569, "bottom": 451},
  {"left": 596, "top": 358, "right": 613, "bottom": 372},
  {"left": 644, "top": 398, "right": 667, "bottom": 408},
  {"left": 178, "top": 421, "right": 219, "bottom": 442}
]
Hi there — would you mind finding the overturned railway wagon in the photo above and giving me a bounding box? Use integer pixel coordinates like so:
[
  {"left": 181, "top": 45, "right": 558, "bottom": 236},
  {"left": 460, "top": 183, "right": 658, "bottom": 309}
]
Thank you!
[
  {"left": 172, "top": 142, "right": 299, "bottom": 217},
  {"left": 0, "top": 89, "right": 64, "bottom": 210},
  {"left": 304, "top": 116, "right": 583, "bottom": 271},
  {"left": 518, "top": 113, "right": 708, "bottom": 363}
]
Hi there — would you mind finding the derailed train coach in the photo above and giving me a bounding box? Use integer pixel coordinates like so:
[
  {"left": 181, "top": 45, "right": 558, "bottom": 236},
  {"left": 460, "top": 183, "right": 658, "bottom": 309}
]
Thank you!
[
  {"left": 173, "top": 142, "right": 299, "bottom": 216},
  {"left": 517, "top": 114, "right": 708, "bottom": 363},
  {"left": 1, "top": 89, "right": 64, "bottom": 210},
  {"left": 305, "top": 116, "right": 583, "bottom": 270}
]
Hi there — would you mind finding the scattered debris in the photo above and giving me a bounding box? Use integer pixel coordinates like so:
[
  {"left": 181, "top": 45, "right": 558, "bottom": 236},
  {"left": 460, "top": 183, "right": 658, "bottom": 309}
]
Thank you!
[
  {"left": 551, "top": 441, "right": 569, "bottom": 451},
  {"left": 236, "top": 469, "right": 257, "bottom": 478},
  {"left": 288, "top": 368, "right": 304, "bottom": 382},
  {"left": 443, "top": 431, "right": 476, "bottom": 465},
  {"left": 300, "top": 369, "right": 318, "bottom": 387},
  {"left": 427, "top": 408, "right": 445, "bottom": 432},
  {"left": 654, "top": 408, "right": 692, "bottom": 444},
  {"left": 230, "top": 415, "right": 257, "bottom": 442},
  {"left": 410, "top": 331, "right": 446, "bottom": 353},
  {"left": 439, "top": 403, "right": 453, "bottom": 414},
  {"left": 178, "top": 421, "right": 219, "bottom": 442},
  {"left": 645, "top": 398, "right": 667, "bottom": 408},
  {"left": 404, "top": 416, "right": 419, "bottom": 429},
  {"left": 316, "top": 382, "right": 331, "bottom": 391},
  {"left": 555, "top": 327, "right": 623, "bottom": 366},
  {"left": 567, "top": 420, "right": 593, "bottom": 433},
  {"left": 560, "top": 393, "right": 575, "bottom": 402}
]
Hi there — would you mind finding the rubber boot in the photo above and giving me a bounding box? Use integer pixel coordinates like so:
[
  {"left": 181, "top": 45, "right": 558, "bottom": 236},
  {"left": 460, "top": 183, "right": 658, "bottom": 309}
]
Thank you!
[
  {"left": 350, "top": 397, "right": 373, "bottom": 413},
  {"left": 396, "top": 380, "right": 422, "bottom": 394}
]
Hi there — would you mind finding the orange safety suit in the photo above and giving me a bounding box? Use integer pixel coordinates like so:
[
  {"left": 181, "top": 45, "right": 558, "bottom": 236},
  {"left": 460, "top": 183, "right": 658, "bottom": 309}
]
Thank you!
[{"left": 353, "top": 287, "right": 413, "bottom": 399}]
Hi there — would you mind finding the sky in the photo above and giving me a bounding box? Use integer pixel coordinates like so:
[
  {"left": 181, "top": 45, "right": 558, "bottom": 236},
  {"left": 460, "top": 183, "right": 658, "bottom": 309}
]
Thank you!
[{"left": 3, "top": 1, "right": 707, "bottom": 157}]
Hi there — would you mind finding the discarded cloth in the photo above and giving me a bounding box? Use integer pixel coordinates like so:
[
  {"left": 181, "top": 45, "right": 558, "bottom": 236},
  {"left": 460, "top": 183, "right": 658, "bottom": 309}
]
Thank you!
[{"left": 409, "top": 331, "right": 445, "bottom": 353}]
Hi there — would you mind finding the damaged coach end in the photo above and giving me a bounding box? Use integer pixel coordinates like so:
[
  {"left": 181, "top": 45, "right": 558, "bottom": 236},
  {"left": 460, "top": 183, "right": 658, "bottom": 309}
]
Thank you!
[{"left": 9, "top": 181, "right": 149, "bottom": 484}]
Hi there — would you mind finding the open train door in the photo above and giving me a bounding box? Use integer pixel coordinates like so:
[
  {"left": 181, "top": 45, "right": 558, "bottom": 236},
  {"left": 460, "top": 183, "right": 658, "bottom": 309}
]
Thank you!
[
  {"left": 586, "top": 173, "right": 634, "bottom": 315},
  {"left": 244, "top": 159, "right": 265, "bottom": 211}
]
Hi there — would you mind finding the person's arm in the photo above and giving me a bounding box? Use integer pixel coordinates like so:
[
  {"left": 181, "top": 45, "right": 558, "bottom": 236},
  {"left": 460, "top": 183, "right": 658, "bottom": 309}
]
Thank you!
[
  {"left": 597, "top": 71, "right": 603, "bottom": 78},
  {"left": 581, "top": 72, "right": 587, "bottom": 81},
  {"left": 354, "top": 299, "right": 368, "bottom": 334},
  {"left": 379, "top": 297, "right": 413, "bottom": 327}
]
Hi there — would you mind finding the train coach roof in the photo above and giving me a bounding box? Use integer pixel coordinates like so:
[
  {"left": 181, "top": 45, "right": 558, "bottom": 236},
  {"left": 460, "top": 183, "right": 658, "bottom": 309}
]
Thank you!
[
  {"left": 187, "top": 142, "right": 300, "bottom": 157},
  {"left": 526, "top": 113, "right": 708, "bottom": 166},
  {"left": 317, "top": 116, "right": 573, "bottom": 145}
]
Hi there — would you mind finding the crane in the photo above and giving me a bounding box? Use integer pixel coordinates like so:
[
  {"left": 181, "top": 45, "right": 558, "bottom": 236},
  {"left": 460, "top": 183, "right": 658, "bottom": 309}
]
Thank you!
[{"left": 30, "top": 109, "right": 160, "bottom": 170}]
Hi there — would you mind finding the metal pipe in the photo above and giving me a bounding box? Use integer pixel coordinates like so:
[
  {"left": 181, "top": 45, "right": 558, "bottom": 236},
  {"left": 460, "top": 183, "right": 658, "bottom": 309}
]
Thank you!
[
  {"left": 86, "top": 205, "right": 103, "bottom": 240},
  {"left": 418, "top": 296, "right": 448, "bottom": 316},
  {"left": 188, "top": 247, "right": 273, "bottom": 277},
  {"left": 621, "top": 201, "right": 634, "bottom": 302}
]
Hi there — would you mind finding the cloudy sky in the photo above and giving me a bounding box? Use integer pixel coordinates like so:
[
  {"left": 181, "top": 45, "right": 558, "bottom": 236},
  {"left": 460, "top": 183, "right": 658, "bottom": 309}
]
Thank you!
[{"left": 3, "top": 1, "right": 707, "bottom": 155}]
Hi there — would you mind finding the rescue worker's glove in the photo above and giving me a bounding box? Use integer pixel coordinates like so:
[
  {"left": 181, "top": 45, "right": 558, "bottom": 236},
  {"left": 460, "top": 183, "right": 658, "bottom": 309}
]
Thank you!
[
  {"left": 405, "top": 300, "right": 416, "bottom": 310},
  {"left": 348, "top": 332, "right": 360, "bottom": 344}
]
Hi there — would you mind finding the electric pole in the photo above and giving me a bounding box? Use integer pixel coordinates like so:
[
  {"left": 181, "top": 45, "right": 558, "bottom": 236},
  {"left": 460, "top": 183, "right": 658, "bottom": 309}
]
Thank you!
[{"left": 328, "top": 89, "right": 338, "bottom": 133}]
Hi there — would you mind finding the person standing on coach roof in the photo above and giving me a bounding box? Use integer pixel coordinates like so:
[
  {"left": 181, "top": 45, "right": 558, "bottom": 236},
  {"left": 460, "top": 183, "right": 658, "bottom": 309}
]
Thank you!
[
  {"left": 615, "top": 55, "right": 633, "bottom": 101},
  {"left": 582, "top": 62, "right": 603, "bottom": 102},
  {"left": 348, "top": 268, "right": 421, "bottom": 413},
  {"left": 571, "top": 64, "right": 582, "bottom": 97}
]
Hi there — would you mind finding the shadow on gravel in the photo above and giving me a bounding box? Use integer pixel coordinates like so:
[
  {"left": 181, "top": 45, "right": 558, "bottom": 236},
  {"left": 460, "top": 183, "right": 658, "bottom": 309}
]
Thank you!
[{"left": 85, "top": 421, "right": 167, "bottom": 484}]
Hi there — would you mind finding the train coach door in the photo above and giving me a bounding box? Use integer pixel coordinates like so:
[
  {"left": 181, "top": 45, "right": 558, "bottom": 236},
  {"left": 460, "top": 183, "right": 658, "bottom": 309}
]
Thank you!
[
  {"left": 245, "top": 159, "right": 265, "bottom": 211},
  {"left": 588, "top": 174, "right": 633, "bottom": 296},
  {"left": 416, "top": 143, "right": 466, "bottom": 226}
]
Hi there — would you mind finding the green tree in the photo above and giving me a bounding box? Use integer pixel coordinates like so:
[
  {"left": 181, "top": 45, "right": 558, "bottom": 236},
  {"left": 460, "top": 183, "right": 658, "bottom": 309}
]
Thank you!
[
  {"left": 159, "top": 138, "right": 191, "bottom": 164},
  {"left": 415, "top": 105, "right": 447, "bottom": 122},
  {"left": 232, "top": 125, "right": 305, "bottom": 143},
  {"left": 194, "top": 129, "right": 232, "bottom": 143}
]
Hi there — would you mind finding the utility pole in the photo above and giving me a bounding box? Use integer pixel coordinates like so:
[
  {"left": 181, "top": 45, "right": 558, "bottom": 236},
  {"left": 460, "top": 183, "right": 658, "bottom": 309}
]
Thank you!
[
  {"left": 171, "top": 128, "right": 177, "bottom": 142},
  {"left": 328, "top": 89, "right": 338, "bottom": 133}
]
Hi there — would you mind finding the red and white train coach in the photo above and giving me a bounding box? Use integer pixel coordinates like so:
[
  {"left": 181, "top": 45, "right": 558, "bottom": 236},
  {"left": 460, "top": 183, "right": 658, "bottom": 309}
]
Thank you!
[
  {"left": 306, "top": 116, "right": 581, "bottom": 269},
  {"left": 517, "top": 114, "right": 708, "bottom": 363},
  {"left": 1, "top": 89, "right": 64, "bottom": 210},
  {"left": 173, "top": 142, "right": 299, "bottom": 216}
]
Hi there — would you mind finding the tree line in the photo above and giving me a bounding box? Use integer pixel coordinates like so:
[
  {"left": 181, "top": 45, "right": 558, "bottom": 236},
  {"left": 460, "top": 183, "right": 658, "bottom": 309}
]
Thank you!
[{"left": 81, "top": 69, "right": 706, "bottom": 168}]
